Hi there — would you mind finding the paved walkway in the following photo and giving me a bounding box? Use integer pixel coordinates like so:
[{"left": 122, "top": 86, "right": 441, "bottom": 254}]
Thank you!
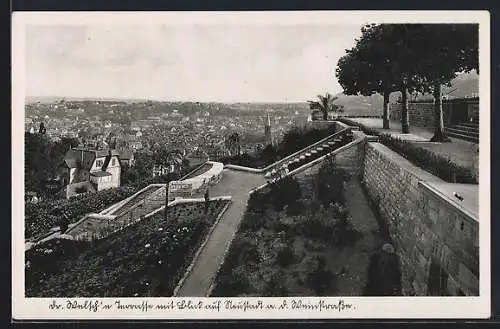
[
  {"left": 351, "top": 117, "right": 479, "bottom": 220},
  {"left": 349, "top": 118, "right": 479, "bottom": 172},
  {"left": 175, "top": 169, "right": 266, "bottom": 296}
]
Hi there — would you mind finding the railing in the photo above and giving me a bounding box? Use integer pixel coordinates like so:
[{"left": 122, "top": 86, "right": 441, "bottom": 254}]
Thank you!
[
  {"left": 99, "top": 183, "right": 165, "bottom": 215},
  {"left": 224, "top": 122, "right": 350, "bottom": 174},
  {"left": 250, "top": 129, "right": 359, "bottom": 194}
]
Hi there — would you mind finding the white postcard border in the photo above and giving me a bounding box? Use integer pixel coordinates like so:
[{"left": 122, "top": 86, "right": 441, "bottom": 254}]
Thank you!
[{"left": 11, "top": 10, "right": 491, "bottom": 320}]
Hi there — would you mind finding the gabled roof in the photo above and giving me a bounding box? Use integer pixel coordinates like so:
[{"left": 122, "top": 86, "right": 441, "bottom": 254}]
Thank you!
[
  {"left": 90, "top": 171, "right": 112, "bottom": 177},
  {"left": 64, "top": 148, "right": 120, "bottom": 171},
  {"left": 63, "top": 158, "right": 78, "bottom": 169}
]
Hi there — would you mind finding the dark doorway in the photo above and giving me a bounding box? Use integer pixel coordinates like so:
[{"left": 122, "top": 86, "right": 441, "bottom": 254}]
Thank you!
[{"left": 427, "top": 259, "right": 449, "bottom": 296}]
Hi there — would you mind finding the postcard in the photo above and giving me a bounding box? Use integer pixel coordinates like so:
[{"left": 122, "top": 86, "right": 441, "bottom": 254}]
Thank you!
[{"left": 12, "top": 10, "right": 491, "bottom": 320}]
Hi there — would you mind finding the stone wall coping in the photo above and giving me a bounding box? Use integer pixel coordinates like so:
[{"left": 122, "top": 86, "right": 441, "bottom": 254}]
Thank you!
[
  {"left": 367, "top": 142, "right": 443, "bottom": 184},
  {"left": 168, "top": 196, "right": 232, "bottom": 206},
  {"left": 419, "top": 181, "right": 479, "bottom": 223}
]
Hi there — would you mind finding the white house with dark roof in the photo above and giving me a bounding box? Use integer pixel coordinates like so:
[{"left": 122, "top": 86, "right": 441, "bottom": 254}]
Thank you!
[{"left": 60, "top": 147, "right": 121, "bottom": 198}]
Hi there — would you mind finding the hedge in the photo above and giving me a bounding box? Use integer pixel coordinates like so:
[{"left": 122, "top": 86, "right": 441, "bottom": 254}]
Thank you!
[{"left": 337, "top": 118, "right": 477, "bottom": 184}]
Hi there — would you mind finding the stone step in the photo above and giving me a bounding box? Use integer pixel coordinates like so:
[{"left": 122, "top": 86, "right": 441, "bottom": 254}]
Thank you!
[
  {"left": 444, "top": 130, "right": 479, "bottom": 143},
  {"left": 445, "top": 127, "right": 479, "bottom": 138},
  {"left": 457, "top": 122, "right": 479, "bottom": 129},
  {"left": 449, "top": 124, "right": 479, "bottom": 133}
]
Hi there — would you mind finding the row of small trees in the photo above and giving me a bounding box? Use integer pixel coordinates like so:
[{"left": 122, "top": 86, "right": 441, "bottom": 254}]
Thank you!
[{"left": 335, "top": 23, "right": 478, "bottom": 142}]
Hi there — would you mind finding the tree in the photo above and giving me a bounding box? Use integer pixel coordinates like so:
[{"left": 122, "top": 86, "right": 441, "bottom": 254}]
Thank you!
[
  {"left": 336, "top": 24, "right": 426, "bottom": 133},
  {"left": 307, "top": 93, "right": 341, "bottom": 120},
  {"left": 409, "top": 24, "right": 479, "bottom": 142},
  {"left": 38, "top": 122, "right": 47, "bottom": 134},
  {"left": 336, "top": 24, "right": 400, "bottom": 129}
]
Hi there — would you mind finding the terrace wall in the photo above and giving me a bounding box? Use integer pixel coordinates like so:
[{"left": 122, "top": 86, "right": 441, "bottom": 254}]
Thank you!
[
  {"left": 389, "top": 98, "right": 479, "bottom": 128},
  {"left": 361, "top": 142, "right": 479, "bottom": 296},
  {"left": 294, "top": 138, "right": 365, "bottom": 183}
]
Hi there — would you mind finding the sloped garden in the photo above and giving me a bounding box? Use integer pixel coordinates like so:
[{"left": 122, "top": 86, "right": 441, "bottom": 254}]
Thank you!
[
  {"left": 25, "top": 199, "right": 230, "bottom": 297},
  {"left": 211, "top": 162, "right": 370, "bottom": 297}
]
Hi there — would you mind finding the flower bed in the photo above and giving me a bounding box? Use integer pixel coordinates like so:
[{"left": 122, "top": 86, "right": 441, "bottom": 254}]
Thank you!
[
  {"left": 24, "top": 172, "right": 189, "bottom": 239},
  {"left": 211, "top": 164, "right": 363, "bottom": 297},
  {"left": 25, "top": 199, "right": 230, "bottom": 297}
]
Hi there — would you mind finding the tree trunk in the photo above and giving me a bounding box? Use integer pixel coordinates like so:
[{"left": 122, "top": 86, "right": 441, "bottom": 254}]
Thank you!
[
  {"left": 164, "top": 186, "right": 168, "bottom": 221},
  {"left": 430, "top": 82, "right": 449, "bottom": 142},
  {"left": 401, "top": 83, "right": 410, "bottom": 133},
  {"left": 383, "top": 90, "right": 390, "bottom": 129},
  {"left": 323, "top": 110, "right": 328, "bottom": 121}
]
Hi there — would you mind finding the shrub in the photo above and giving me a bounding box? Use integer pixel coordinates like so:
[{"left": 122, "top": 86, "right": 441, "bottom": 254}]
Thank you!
[
  {"left": 306, "top": 255, "right": 335, "bottom": 296},
  {"left": 275, "top": 244, "right": 296, "bottom": 268},
  {"left": 298, "top": 215, "right": 337, "bottom": 242},
  {"left": 378, "top": 134, "right": 476, "bottom": 183},
  {"left": 363, "top": 249, "right": 402, "bottom": 296},
  {"left": 337, "top": 119, "right": 476, "bottom": 184},
  {"left": 268, "top": 176, "right": 302, "bottom": 212},
  {"left": 314, "top": 165, "right": 350, "bottom": 207},
  {"left": 263, "top": 271, "right": 289, "bottom": 296},
  {"left": 285, "top": 200, "right": 305, "bottom": 216}
]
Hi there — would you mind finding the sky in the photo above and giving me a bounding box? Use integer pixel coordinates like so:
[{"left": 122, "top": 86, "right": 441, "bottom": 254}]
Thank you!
[{"left": 25, "top": 24, "right": 363, "bottom": 102}]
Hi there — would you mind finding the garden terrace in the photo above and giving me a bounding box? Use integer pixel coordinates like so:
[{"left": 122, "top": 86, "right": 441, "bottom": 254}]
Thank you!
[
  {"left": 25, "top": 172, "right": 184, "bottom": 240},
  {"left": 25, "top": 199, "right": 230, "bottom": 297},
  {"left": 108, "top": 185, "right": 162, "bottom": 216},
  {"left": 337, "top": 117, "right": 478, "bottom": 184},
  {"left": 210, "top": 160, "right": 400, "bottom": 297}
]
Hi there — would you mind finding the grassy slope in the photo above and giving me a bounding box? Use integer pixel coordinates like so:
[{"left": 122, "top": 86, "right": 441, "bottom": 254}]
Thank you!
[{"left": 26, "top": 200, "right": 229, "bottom": 297}]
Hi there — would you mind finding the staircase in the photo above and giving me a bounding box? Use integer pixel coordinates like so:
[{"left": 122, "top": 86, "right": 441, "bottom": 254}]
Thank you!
[
  {"left": 445, "top": 117, "right": 479, "bottom": 143},
  {"left": 264, "top": 128, "right": 354, "bottom": 182},
  {"left": 66, "top": 186, "right": 167, "bottom": 241}
]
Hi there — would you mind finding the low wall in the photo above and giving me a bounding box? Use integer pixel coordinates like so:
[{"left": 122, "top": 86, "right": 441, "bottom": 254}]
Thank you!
[
  {"left": 389, "top": 98, "right": 479, "bottom": 128},
  {"left": 362, "top": 142, "right": 479, "bottom": 296},
  {"left": 168, "top": 161, "right": 224, "bottom": 201}
]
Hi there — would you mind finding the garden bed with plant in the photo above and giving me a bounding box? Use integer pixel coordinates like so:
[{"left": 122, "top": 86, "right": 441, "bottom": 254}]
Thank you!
[
  {"left": 25, "top": 199, "right": 230, "bottom": 297},
  {"left": 211, "top": 163, "right": 370, "bottom": 297},
  {"left": 24, "top": 171, "right": 192, "bottom": 240}
]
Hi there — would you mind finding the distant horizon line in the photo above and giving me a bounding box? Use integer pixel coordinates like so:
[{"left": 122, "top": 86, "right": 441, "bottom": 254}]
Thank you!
[{"left": 25, "top": 95, "right": 319, "bottom": 104}]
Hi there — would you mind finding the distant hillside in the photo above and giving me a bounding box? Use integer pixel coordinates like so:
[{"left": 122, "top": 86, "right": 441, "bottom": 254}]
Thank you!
[{"left": 333, "top": 70, "right": 479, "bottom": 116}]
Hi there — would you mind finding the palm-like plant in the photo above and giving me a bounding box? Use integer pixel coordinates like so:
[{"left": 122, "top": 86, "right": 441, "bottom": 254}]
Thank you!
[{"left": 307, "top": 93, "right": 341, "bottom": 120}]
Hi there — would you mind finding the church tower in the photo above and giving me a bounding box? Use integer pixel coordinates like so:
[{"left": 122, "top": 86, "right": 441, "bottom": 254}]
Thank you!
[{"left": 264, "top": 112, "right": 273, "bottom": 146}]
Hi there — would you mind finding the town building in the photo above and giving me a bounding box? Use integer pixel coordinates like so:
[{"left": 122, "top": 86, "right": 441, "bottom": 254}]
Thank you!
[{"left": 59, "top": 147, "right": 122, "bottom": 198}]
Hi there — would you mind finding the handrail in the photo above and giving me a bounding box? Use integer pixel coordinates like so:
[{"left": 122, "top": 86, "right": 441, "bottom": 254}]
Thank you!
[
  {"left": 263, "top": 125, "right": 350, "bottom": 172},
  {"left": 179, "top": 161, "right": 209, "bottom": 181},
  {"left": 100, "top": 183, "right": 165, "bottom": 215},
  {"left": 250, "top": 137, "right": 362, "bottom": 194},
  {"left": 225, "top": 124, "right": 351, "bottom": 174}
]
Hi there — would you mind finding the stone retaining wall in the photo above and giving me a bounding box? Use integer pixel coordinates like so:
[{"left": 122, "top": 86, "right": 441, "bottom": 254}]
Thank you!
[
  {"left": 362, "top": 142, "right": 479, "bottom": 296},
  {"left": 389, "top": 99, "right": 479, "bottom": 128}
]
